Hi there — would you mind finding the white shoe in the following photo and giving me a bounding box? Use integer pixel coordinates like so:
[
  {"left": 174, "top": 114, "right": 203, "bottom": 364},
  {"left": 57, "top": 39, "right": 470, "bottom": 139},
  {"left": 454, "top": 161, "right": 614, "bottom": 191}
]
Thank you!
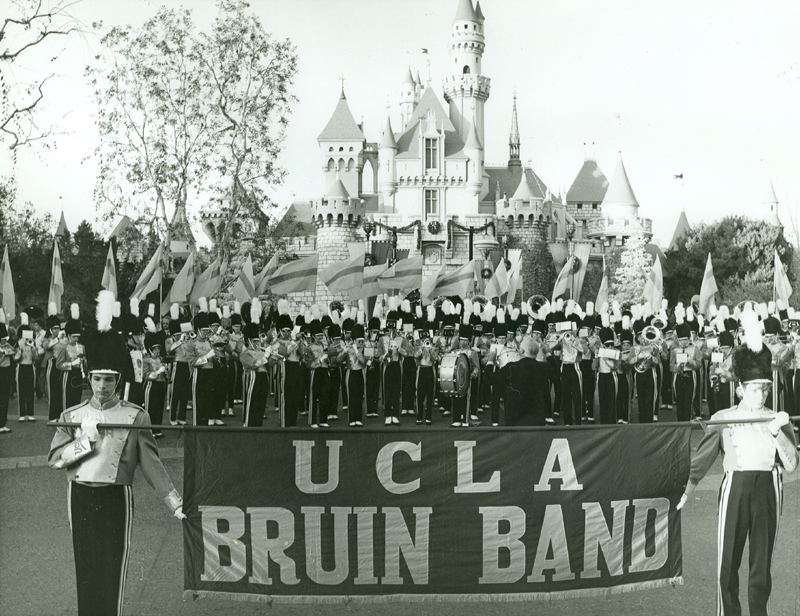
[
  {"left": 311, "top": 424, "right": 319, "bottom": 429},
  {"left": 653, "top": 415, "right": 659, "bottom": 422},
  {"left": 177, "top": 420, "right": 187, "bottom": 425},
  {"left": 170, "top": 420, "right": 178, "bottom": 426},
  {"left": 385, "top": 418, "right": 392, "bottom": 425},
  {"left": 451, "top": 422, "right": 462, "bottom": 428},
  {"left": 328, "top": 414, "right": 338, "bottom": 420},
  {"left": 470, "top": 415, "right": 479, "bottom": 421},
  {"left": 320, "top": 423, "right": 330, "bottom": 428},
  {"left": 27, "top": 416, "right": 35, "bottom": 421},
  {"left": 18, "top": 417, "right": 25, "bottom": 422},
  {"left": 355, "top": 421, "right": 363, "bottom": 427},
  {"left": 392, "top": 417, "right": 400, "bottom": 425},
  {"left": 349, "top": 422, "right": 356, "bottom": 427},
  {"left": 492, "top": 423, "right": 499, "bottom": 427},
  {"left": 545, "top": 418, "right": 555, "bottom": 424},
  {"left": 214, "top": 419, "right": 225, "bottom": 426},
  {"left": 0, "top": 427, "right": 11, "bottom": 433},
  {"left": 208, "top": 419, "right": 215, "bottom": 426}
]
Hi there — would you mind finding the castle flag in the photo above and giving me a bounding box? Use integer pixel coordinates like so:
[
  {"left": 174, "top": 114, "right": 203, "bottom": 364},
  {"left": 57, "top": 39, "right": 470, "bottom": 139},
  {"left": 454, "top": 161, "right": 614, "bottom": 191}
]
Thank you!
[
  {"left": 254, "top": 254, "right": 279, "bottom": 296},
  {"left": 697, "top": 253, "right": 717, "bottom": 316},
  {"left": 643, "top": 255, "right": 663, "bottom": 311},
  {"left": 504, "top": 249, "right": 523, "bottom": 303},
  {"left": 551, "top": 256, "right": 574, "bottom": 303},
  {"left": 422, "top": 260, "right": 479, "bottom": 300},
  {"left": 377, "top": 256, "right": 422, "bottom": 292},
  {"left": 101, "top": 243, "right": 118, "bottom": 299},
  {"left": 48, "top": 241, "right": 64, "bottom": 313},
  {"left": 350, "top": 263, "right": 389, "bottom": 300},
  {"left": 190, "top": 256, "right": 222, "bottom": 305},
  {"left": 268, "top": 254, "right": 319, "bottom": 295},
  {"left": 596, "top": 256, "right": 609, "bottom": 310},
  {"left": 320, "top": 251, "right": 364, "bottom": 294},
  {"left": 167, "top": 249, "right": 195, "bottom": 305},
  {"left": 0, "top": 245, "right": 15, "bottom": 321},
  {"left": 774, "top": 249, "right": 792, "bottom": 305},
  {"left": 484, "top": 258, "right": 508, "bottom": 300},
  {"left": 232, "top": 254, "right": 256, "bottom": 303},
  {"left": 131, "top": 244, "right": 163, "bottom": 301}
]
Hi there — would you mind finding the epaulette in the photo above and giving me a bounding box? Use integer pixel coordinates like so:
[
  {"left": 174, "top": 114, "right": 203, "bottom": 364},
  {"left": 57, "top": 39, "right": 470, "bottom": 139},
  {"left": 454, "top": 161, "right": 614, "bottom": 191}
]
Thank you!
[
  {"left": 120, "top": 400, "right": 145, "bottom": 412},
  {"left": 65, "top": 400, "right": 90, "bottom": 417}
]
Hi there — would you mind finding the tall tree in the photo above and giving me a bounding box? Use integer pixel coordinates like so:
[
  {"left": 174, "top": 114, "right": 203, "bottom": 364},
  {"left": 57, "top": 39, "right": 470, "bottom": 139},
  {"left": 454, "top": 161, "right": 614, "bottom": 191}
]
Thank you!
[
  {"left": 1, "top": 0, "right": 83, "bottom": 152},
  {"left": 611, "top": 230, "right": 651, "bottom": 304}
]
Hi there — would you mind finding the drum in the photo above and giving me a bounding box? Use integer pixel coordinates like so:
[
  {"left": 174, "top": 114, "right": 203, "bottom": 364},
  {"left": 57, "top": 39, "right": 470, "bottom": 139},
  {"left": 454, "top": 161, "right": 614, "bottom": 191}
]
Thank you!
[
  {"left": 438, "top": 352, "right": 470, "bottom": 397},
  {"left": 497, "top": 348, "right": 522, "bottom": 369}
]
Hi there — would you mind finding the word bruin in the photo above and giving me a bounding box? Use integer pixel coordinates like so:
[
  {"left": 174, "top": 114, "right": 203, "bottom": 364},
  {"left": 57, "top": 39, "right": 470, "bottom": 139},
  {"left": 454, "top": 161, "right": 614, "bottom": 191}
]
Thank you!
[{"left": 199, "top": 438, "right": 670, "bottom": 587}]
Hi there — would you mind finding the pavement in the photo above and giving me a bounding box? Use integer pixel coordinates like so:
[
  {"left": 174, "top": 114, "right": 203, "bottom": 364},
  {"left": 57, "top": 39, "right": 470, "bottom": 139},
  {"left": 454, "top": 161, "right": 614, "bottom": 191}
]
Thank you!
[{"left": 2, "top": 392, "right": 800, "bottom": 615}]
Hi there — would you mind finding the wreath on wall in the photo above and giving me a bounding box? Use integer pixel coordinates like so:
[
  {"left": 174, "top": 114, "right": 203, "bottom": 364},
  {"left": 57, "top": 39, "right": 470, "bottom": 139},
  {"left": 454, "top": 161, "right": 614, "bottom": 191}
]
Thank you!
[{"left": 427, "top": 220, "right": 442, "bottom": 235}]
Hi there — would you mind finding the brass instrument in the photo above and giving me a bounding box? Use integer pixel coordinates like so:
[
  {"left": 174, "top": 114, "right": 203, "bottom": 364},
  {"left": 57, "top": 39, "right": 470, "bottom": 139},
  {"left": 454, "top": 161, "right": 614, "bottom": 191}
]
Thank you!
[
  {"left": 651, "top": 316, "right": 668, "bottom": 330},
  {"left": 643, "top": 325, "right": 662, "bottom": 344},
  {"left": 526, "top": 294, "right": 550, "bottom": 316}
]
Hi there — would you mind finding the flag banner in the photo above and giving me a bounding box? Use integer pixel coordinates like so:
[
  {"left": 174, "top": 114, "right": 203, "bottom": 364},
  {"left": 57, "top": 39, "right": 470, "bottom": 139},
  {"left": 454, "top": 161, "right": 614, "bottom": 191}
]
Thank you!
[
  {"left": 268, "top": 254, "right": 319, "bottom": 295},
  {"left": 642, "top": 256, "right": 663, "bottom": 311},
  {"left": 421, "top": 260, "right": 478, "bottom": 300},
  {"left": 484, "top": 258, "right": 508, "bottom": 300},
  {"left": 551, "top": 257, "right": 574, "bottom": 303},
  {"left": 254, "top": 254, "right": 280, "bottom": 296},
  {"left": 190, "top": 257, "right": 219, "bottom": 305},
  {"left": 571, "top": 243, "right": 592, "bottom": 303},
  {"left": 0, "top": 245, "right": 15, "bottom": 321},
  {"left": 183, "top": 426, "right": 689, "bottom": 604},
  {"left": 350, "top": 263, "right": 389, "bottom": 300},
  {"left": 596, "top": 256, "right": 609, "bottom": 310},
  {"left": 131, "top": 244, "right": 163, "bottom": 300},
  {"left": 232, "top": 254, "right": 256, "bottom": 303},
  {"left": 321, "top": 251, "right": 365, "bottom": 294},
  {"left": 168, "top": 250, "right": 196, "bottom": 306},
  {"left": 101, "top": 243, "right": 117, "bottom": 300},
  {"left": 48, "top": 241, "right": 64, "bottom": 314},
  {"left": 697, "top": 253, "right": 717, "bottom": 316},
  {"left": 377, "top": 256, "right": 423, "bottom": 291},
  {"left": 504, "top": 249, "right": 523, "bottom": 304},
  {"left": 774, "top": 249, "right": 792, "bottom": 305}
]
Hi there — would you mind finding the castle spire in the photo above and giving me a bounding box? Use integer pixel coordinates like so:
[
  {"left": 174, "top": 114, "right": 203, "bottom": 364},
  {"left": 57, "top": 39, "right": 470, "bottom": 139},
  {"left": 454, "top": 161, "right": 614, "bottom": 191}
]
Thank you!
[{"left": 508, "top": 92, "right": 521, "bottom": 168}]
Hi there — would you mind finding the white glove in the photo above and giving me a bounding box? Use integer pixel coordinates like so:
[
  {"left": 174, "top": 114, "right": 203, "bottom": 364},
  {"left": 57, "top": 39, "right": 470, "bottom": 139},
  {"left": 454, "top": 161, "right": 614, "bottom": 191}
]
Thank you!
[
  {"left": 174, "top": 506, "right": 187, "bottom": 520},
  {"left": 676, "top": 494, "right": 688, "bottom": 510},
  {"left": 769, "top": 411, "right": 790, "bottom": 436},
  {"left": 80, "top": 416, "right": 100, "bottom": 443},
  {"left": 205, "top": 350, "right": 215, "bottom": 360},
  {"left": 677, "top": 482, "right": 696, "bottom": 510}
]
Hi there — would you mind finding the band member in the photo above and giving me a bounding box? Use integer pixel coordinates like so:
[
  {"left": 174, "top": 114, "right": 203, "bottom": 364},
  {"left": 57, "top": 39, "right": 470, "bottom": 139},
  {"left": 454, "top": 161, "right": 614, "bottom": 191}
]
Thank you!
[
  {"left": 206, "top": 300, "right": 229, "bottom": 420},
  {"left": 399, "top": 300, "right": 417, "bottom": 416},
  {"left": 784, "top": 312, "right": 800, "bottom": 416},
  {"left": 57, "top": 304, "right": 85, "bottom": 411},
  {"left": 450, "top": 323, "right": 480, "bottom": 427},
  {"left": 303, "top": 317, "right": 330, "bottom": 428},
  {"left": 274, "top": 301, "right": 304, "bottom": 427},
  {"left": 478, "top": 304, "right": 497, "bottom": 412},
  {"left": 763, "top": 315, "right": 790, "bottom": 413},
  {"left": 240, "top": 300, "right": 271, "bottom": 428},
  {"left": 0, "top": 313, "right": 14, "bottom": 433},
  {"left": 415, "top": 325, "right": 439, "bottom": 426},
  {"left": 123, "top": 314, "right": 146, "bottom": 406},
  {"left": 678, "top": 308, "right": 798, "bottom": 616},
  {"left": 341, "top": 323, "right": 367, "bottom": 426},
  {"left": 633, "top": 324, "right": 661, "bottom": 423},
  {"left": 226, "top": 305, "right": 245, "bottom": 417},
  {"left": 49, "top": 290, "right": 184, "bottom": 616},
  {"left": 580, "top": 302, "right": 600, "bottom": 422},
  {"left": 167, "top": 305, "right": 192, "bottom": 426},
  {"left": 554, "top": 315, "right": 590, "bottom": 426},
  {"left": 707, "top": 330, "right": 735, "bottom": 414},
  {"left": 489, "top": 314, "right": 510, "bottom": 425},
  {"left": 381, "top": 311, "right": 403, "bottom": 425},
  {"left": 142, "top": 319, "right": 168, "bottom": 437},
  {"left": 594, "top": 316, "right": 620, "bottom": 425},
  {"left": 506, "top": 338, "right": 547, "bottom": 426},
  {"left": 187, "top": 298, "right": 223, "bottom": 426},
  {"left": 671, "top": 319, "right": 701, "bottom": 422},
  {"left": 44, "top": 303, "right": 65, "bottom": 421},
  {"left": 325, "top": 323, "right": 345, "bottom": 423},
  {"left": 365, "top": 314, "right": 382, "bottom": 418},
  {"left": 15, "top": 312, "right": 40, "bottom": 422}
]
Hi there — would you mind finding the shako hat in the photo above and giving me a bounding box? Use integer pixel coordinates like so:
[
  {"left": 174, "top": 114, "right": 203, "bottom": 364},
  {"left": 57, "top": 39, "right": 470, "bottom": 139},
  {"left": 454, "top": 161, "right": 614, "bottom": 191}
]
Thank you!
[{"left": 83, "top": 291, "right": 127, "bottom": 375}]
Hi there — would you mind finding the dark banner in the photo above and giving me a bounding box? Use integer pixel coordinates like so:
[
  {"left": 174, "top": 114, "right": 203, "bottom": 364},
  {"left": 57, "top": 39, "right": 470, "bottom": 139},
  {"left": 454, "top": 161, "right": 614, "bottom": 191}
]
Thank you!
[{"left": 183, "top": 425, "right": 691, "bottom": 603}]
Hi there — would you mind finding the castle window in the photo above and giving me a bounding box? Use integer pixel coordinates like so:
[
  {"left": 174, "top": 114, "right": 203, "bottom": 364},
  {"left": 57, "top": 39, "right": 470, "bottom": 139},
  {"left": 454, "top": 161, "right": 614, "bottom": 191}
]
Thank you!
[
  {"left": 425, "top": 189, "right": 439, "bottom": 218},
  {"left": 349, "top": 147, "right": 354, "bottom": 152},
  {"left": 592, "top": 203, "right": 598, "bottom": 210},
  {"left": 327, "top": 158, "right": 335, "bottom": 171},
  {"left": 425, "top": 138, "right": 438, "bottom": 171},
  {"left": 328, "top": 147, "right": 333, "bottom": 152},
  {"left": 577, "top": 203, "right": 583, "bottom": 210},
  {"left": 339, "top": 147, "right": 344, "bottom": 152},
  {"left": 464, "top": 24, "right": 468, "bottom": 29},
  {"left": 463, "top": 65, "right": 470, "bottom": 74}
]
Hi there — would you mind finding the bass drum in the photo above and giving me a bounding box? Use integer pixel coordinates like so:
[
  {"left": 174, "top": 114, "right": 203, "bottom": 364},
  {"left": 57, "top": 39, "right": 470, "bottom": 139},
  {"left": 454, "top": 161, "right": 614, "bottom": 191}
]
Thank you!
[
  {"left": 497, "top": 348, "right": 522, "bottom": 369},
  {"left": 438, "top": 352, "right": 470, "bottom": 397}
]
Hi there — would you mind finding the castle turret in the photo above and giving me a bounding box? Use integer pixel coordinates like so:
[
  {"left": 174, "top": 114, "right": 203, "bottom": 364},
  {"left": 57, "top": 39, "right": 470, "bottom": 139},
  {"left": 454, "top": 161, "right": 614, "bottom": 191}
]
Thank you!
[
  {"left": 443, "top": 0, "right": 490, "bottom": 147},
  {"left": 400, "top": 67, "right": 417, "bottom": 130},
  {"left": 600, "top": 153, "right": 639, "bottom": 220},
  {"left": 318, "top": 87, "right": 367, "bottom": 198},
  {"left": 464, "top": 108, "right": 483, "bottom": 198},
  {"left": 508, "top": 93, "right": 521, "bottom": 168},
  {"left": 379, "top": 113, "right": 398, "bottom": 201},
  {"left": 763, "top": 180, "right": 781, "bottom": 227}
]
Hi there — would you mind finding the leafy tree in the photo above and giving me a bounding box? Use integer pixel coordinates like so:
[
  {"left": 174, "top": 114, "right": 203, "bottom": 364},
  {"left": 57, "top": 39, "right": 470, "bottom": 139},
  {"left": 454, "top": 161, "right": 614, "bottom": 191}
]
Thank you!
[
  {"left": 510, "top": 225, "right": 555, "bottom": 301},
  {"left": 664, "top": 216, "right": 793, "bottom": 306},
  {"left": 1, "top": 0, "right": 84, "bottom": 152},
  {"left": 611, "top": 230, "right": 651, "bottom": 303}
]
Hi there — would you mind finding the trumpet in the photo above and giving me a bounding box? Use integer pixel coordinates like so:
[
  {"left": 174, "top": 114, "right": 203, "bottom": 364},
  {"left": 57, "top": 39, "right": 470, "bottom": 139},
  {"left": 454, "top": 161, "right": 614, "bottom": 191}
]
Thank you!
[
  {"left": 642, "top": 325, "right": 662, "bottom": 343},
  {"left": 651, "top": 316, "right": 668, "bottom": 330}
]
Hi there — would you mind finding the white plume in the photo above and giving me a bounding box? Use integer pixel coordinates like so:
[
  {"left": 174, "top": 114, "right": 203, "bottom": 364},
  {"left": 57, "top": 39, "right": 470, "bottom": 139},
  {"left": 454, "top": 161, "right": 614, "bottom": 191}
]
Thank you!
[{"left": 96, "top": 290, "right": 115, "bottom": 332}]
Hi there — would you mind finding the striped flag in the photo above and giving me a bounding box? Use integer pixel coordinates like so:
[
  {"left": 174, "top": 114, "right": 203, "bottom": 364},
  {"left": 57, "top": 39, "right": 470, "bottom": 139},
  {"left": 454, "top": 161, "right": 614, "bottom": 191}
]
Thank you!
[
  {"left": 321, "top": 251, "right": 365, "bottom": 293},
  {"left": 131, "top": 244, "right": 163, "bottom": 300},
  {"left": 774, "top": 249, "right": 793, "bottom": 305},
  {"left": 504, "top": 249, "right": 523, "bottom": 304},
  {"left": 643, "top": 255, "right": 664, "bottom": 311},
  {"left": 168, "top": 249, "right": 195, "bottom": 305},
  {"left": 596, "top": 255, "right": 609, "bottom": 310},
  {"left": 267, "top": 254, "right": 319, "bottom": 295},
  {"left": 697, "top": 253, "right": 717, "bottom": 316},
  {"left": 48, "top": 241, "right": 64, "bottom": 313},
  {"left": 350, "top": 263, "right": 389, "bottom": 300},
  {"left": 0, "top": 245, "right": 15, "bottom": 321},
  {"left": 551, "top": 256, "right": 574, "bottom": 303},
  {"left": 190, "top": 256, "right": 223, "bottom": 304},
  {"left": 254, "top": 254, "right": 279, "bottom": 296},
  {"left": 232, "top": 254, "right": 256, "bottom": 303},
  {"left": 101, "top": 243, "right": 118, "bottom": 299},
  {"left": 421, "top": 260, "right": 478, "bottom": 300},
  {"left": 377, "top": 256, "right": 423, "bottom": 291},
  {"left": 484, "top": 257, "right": 508, "bottom": 300}
]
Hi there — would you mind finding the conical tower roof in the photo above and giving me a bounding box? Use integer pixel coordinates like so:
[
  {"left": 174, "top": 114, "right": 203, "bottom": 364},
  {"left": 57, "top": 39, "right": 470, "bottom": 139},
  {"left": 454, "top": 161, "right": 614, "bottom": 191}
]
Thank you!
[
  {"left": 475, "top": 1, "right": 485, "bottom": 21},
  {"left": 565, "top": 159, "right": 609, "bottom": 204},
  {"left": 55, "top": 211, "right": 69, "bottom": 238},
  {"left": 318, "top": 89, "right": 366, "bottom": 141},
  {"left": 327, "top": 171, "right": 350, "bottom": 200},
  {"left": 402, "top": 66, "right": 415, "bottom": 86},
  {"left": 511, "top": 170, "right": 535, "bottom": 202},
  {"left": 380, "top": 114, "right": 398, "bottom": 149},
  {"left": 601, "top": 154, "right": 639, "bottom": 208},
  {"left": 453, "top": 0, "right": 477, "bottom": 22},
  {"left": 509, "top": 94, "right": 520, "bottom": 147},
  {"left": 668, "top": 211, "right": 691, "bottom": 251},
  {"left": 763, "top": 180, "right": 778, "bottom": 205},
  {"left": 764, "top": 180, "right": 781, "bottom": 226}
]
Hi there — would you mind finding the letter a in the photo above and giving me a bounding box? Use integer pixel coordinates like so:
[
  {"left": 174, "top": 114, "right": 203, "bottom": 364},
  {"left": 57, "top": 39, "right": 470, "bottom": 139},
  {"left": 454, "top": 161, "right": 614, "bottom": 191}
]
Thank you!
[{"left": 534, "top": 438, "right": 583, "bottom": 492}]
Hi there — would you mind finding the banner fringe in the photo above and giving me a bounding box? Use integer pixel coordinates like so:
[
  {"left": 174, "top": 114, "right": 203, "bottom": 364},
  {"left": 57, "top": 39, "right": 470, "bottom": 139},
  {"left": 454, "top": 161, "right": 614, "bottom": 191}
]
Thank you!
[{"left": 183, "top": 577, "right": 684, "bottom": 605}]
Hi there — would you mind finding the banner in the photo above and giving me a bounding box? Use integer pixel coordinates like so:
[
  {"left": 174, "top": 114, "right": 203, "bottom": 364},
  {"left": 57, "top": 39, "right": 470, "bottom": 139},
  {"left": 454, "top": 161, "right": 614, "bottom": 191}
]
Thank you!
[
  {"left": 0, "top": 245, "right": 15, "bottom": 321},
  {"left": 184, "top": 426, "right": 689, "bottom": 603},
  {"left": 101, "top": 243, "right": 117, "bottom": 300},
  {"left": 643, "top": 255, "right": 663, "bottom": 312},
  {"left": 697, "top": 253, "right": 717, "bottom": 316}
]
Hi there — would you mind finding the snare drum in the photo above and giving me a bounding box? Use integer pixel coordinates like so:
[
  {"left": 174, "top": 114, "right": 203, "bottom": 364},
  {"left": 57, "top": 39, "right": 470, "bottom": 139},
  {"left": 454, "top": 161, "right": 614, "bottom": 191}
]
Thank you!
[
  {"left": 438, "top": 352, "right": 470, "bottom": 397},
  {"left": 497, "top": 348, "right": 522, "bottom": 369}
]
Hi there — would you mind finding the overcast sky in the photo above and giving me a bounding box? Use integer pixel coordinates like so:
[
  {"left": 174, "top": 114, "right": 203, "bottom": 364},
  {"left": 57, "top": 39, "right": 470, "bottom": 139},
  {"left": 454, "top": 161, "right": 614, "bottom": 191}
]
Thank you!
[{"left": 6, "top": 0, "right": 800, "bottom": 247}]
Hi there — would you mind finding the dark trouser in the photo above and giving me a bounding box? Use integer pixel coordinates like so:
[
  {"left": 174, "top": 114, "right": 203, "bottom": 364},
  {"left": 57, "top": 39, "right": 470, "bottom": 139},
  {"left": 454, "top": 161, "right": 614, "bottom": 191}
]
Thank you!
[
  {"left": 597, "top": 372, "right": 618, "bottom": 425},
  {"left": 324, "top": 366, "right": 341, "bottom": 419},
  {"left": 383, "top": 362, "right": 401, "bottom": 418},
  {"left": 636, "top": 368, "right": 657, "bottom": 423},
  {"left": 339, "top": 365, "right": 348, "bottom": 409},
  {"left": 48, "top": 359, "right": 63, "bottom": 420},
  {"left": 0, "top": 366, "right": 10, "bottom": 427},
  {"left": 191, "top": 368, "right": 215, "bottom": 425},
  {"left": 226, "top": 359, "right": 241, "bottom": 408},
  {"left": 784, "top": 369, "right": 799, "bottom": 416},
  {"left": 616, "top": 373, "right": 630, "bottom": 422},
  {"left": 125, "top": 381, "right": 144, "bottom": 406},
  {"left": 660, "top": 359, "right": 673, "bottom": 405},
  {"left": 452, "top": 391, "right": 470, "bottom": 424},
  {"left": 144, "top": 380, "right": 166, "bottom": 432},
  {"left": 491, "top": 366, "right": 507, "bottom": 425},
  {"left": 366, "top": 365, "right": 381, "bottom": 415},
  {"left": 300, "top": 365, "right": 310, "bottom": 413},
  {"left": 17, "top": 364, "right": 35, "bottom": 417},
  {"left": 282, "top": 361, "right": 303, "bottom": 427},
  {"left": 347, "top": 369, "right": 365, "bottom": 423},
  {"left": 481, "top": 364, "right": 494, "bottom": 408},
  {"left": 244, "top": 371, "right": 269, "bottom": 427},
  {"left": 63, "top": 368, "right": 83, "bottom": 410},
  {"left": 309, "top": 367, "right": 329, "bottom": 426},
  {"left": 416, "top": 365, "right": 435, "bottom": 422},
  {"left": 580, "top": 359, "right": 595, "bottom": 421},
  {"left": 709, "top": 380, "right": 734, "bottom": 415},
  {"left": 674, "top": 372, "right": 696, "bottom": 422},
  {"left": 560, "top": 363, "right": 583, "bottom": 425},
  {"left": 170, "top": 362, "right": 191, "bottom": 422},
  {"left": 210, "top": 363, "right": 226, "bottom": 420},
  {"left": 717, "top": 470, "right": 781, "bottom": 616},
  {"left": 69, "top": 482, "right": 132, "bottom": 616},
  {"left": 469, "top": 376, "right": 480, "bottom": 417},
  {"left": 401, "top": 357, "right": 416, "bottom": 413},
  {"left": 548, "top": 358, "right": 561, "bottom": 414}
]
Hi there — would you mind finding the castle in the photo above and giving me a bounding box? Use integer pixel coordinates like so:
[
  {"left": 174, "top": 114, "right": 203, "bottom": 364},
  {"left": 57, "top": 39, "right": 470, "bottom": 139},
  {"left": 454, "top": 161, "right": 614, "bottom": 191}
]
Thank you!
[{"left": 264, "top": 0, "right": 654, "bottom": 306}]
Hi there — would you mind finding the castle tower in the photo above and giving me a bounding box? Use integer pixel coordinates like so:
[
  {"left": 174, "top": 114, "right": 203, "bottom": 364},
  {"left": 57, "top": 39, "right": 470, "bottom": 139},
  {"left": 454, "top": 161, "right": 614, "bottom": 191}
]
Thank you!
[
  {"left": 443, "top": 0, "right": 491, "bottom": 147},
  {"left": 310, "top": 171, "right": 366, "bottom": 304},
  {"left": 400, "top": 67, "right": 417, "bottom": 131},
  {"left": 464, "top": 107, "right": 483, "bottom": 198},
  {"left": 508, "top": 93, "right": 521, "bottom": 168},
  {"left": 601, "top": 153, "right": 640, "bottom": 220},
  {"left": 379, "top": 113, "right": 398, "bottom": 202},
  {"left": 318, "top": 87, "right": 367, "bottom": 198},
  {"left": 763, "top": 180, "right": 781, "bottom": 227}
]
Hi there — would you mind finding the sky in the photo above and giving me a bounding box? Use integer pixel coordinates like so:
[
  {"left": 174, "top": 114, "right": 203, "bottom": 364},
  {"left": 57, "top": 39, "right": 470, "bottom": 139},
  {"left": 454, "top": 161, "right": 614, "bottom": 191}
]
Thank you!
[{"left": 5, "top": 0, "right": 800, "bottom": 248}]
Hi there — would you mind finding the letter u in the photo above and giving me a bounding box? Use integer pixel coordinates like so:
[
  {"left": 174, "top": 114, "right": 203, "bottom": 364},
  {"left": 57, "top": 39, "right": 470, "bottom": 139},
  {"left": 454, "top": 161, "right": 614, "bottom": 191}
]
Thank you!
[{"left": 293, "top": 440, "right": 342, "bottom": 494}]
